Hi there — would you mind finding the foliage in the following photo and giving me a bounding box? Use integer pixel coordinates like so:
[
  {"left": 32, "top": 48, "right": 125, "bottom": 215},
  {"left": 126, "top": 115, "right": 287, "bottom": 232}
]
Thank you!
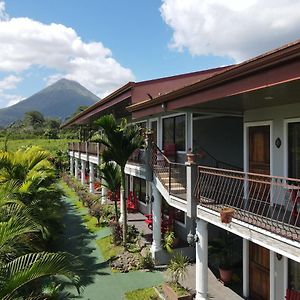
[
  {"left": 163, "top": 231, "right": 175, "bottom": 253},
  {"left": 125, "top": 287, "right": 159, "bottom": 300},
  {"left": 0, "top": 147, "right": 81, "bottom": 298},
  {"left": 208, "top": 231, "right": 235, "bottom": 269},
  {"left": 89, "top": 203, "right": 102, "bottom": 225},
  {"left": 94, "top": 114, "right": 144, "bottom": 245},
  {"left": 167, "top": 252, "right": 189, "bottom": 284},
  {"left": 139, "top": 249, "right": 154, "bottom": 270},
  {"left": 99, "top": 161, "right": 121, "bottom": 220},
  {"left": 109, "top": 221, "right": 123, "bottom": 246}
]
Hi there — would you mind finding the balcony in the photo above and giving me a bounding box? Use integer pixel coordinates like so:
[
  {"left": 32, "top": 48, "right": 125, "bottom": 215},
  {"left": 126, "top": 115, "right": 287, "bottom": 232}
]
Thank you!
[
  {"left": 68, "top": 142, "right": 102, "bottom": 156},
  {"left": 150, "top": 143, "right": 187, "bottom": 200},
  {"left": 127, "top": 149, "right": 146, "bottom": 165},
  {"left": 194, "top": 166, "right": 300, "bottom": 242}
]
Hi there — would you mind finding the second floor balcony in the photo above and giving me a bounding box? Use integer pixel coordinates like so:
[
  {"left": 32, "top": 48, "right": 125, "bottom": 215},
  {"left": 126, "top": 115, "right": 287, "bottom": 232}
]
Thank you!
[
  {"left": 194, "top": 166, "right": 300, "bottom": 242},
  {"left": 68, "top": 142, "right": 102, "bottom": 156}
]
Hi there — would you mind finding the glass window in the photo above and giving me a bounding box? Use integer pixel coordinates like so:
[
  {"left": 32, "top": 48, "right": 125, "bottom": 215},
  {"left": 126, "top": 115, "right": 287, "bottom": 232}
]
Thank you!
[
  {"left": 133, "top": 177, "right": 146, "bottom": 203},
  {"left": 288, "top": 122, "right": 300, "bottom": 178},
  {"left": 289, "top": 260, "right": 300, "bottom": 291},
  {"left": 162, "top": 115, "right": 186, "bottom": 151}
]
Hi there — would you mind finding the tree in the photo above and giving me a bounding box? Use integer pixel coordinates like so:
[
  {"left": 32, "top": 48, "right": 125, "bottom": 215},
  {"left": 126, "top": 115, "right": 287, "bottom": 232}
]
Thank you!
[
  {"left": 94, "top": 115, "right": 144, "bottom": 245},
  {"left": 99, "top": 161, "right": 121, "bottom": 220},
  {"left": 23, "top": 111, "right": 45, "bottom": 129}
]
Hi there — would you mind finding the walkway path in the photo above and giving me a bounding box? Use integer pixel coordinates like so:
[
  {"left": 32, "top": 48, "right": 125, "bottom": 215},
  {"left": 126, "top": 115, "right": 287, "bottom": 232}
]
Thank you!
[{"left": 56, "top": 196, "right": 163, "bottom": 300}]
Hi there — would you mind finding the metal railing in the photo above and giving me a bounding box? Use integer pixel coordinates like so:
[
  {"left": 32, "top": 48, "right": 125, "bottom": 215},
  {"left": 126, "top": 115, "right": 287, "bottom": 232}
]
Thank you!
[
  {"left": 150, "top": 143, "right": 187, "bottom": 199},
  {"left": 68, "top": 142, "right": 102, "bottom": 156},
  {"left": 194, "top": 166, "right": 300, "bottom": 242},
  {"left": 128, "top": 149, "right": 146, "bottom": 164}
]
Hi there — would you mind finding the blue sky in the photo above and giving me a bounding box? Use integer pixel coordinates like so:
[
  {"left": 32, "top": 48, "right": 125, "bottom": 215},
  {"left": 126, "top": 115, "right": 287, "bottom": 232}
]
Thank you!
[{"left": 0, "top": 0, "right": 299, "bottom": 108}]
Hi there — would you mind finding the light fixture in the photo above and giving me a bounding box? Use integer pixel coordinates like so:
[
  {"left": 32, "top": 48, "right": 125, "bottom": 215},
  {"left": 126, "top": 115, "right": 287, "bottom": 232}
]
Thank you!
[
  {"left": 161, "top": 103, "right": 166, "bottom": 110},
  {"left": 264, "top": 96, "right": 274, "bottom": 101},
  {"left": 187, "top": 230, "right": 199, "bottom": 246}
]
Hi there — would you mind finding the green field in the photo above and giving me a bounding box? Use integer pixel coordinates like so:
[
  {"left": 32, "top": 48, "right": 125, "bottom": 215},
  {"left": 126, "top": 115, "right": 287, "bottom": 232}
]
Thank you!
[{"left": 0, "top": 138, "right": 74, "bottom": 153}]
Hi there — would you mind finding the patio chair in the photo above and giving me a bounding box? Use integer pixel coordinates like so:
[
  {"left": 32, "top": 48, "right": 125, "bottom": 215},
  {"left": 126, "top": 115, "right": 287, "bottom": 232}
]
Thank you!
[{"left": 286, "top": 288, "right": 300, "bottom": 300}]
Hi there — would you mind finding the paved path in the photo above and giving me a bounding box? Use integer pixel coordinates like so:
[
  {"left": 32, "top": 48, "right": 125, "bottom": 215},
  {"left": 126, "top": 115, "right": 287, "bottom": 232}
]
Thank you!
[
  {"left": 56, "top": 196, "right": 163, "bottom": 300},
  {"left": 180, "top": 264, "right": 243, "bottom": 300}
]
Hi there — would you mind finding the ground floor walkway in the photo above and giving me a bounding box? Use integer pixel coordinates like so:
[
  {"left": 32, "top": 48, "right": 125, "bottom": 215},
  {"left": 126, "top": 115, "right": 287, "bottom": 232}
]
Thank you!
[{"left": 56, "top": 196, "right": 163, "bottom": 299}]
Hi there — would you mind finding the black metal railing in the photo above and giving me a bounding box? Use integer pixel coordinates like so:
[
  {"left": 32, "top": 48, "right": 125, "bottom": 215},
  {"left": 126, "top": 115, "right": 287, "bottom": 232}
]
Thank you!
[
  {"left": 150, "top": 143, "right": 187, "bottom": 199},
  {"left": 194, "top": 166, "right": 300, "bottom": 242},
  {"left": 128, "top": 149, "right": 146, "bottom": 165}
]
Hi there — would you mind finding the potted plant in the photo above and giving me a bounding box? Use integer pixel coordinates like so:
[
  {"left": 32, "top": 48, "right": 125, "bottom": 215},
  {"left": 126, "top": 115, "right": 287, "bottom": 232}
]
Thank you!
[
  {"left": 163, "top": 231, "right": 179, "bottom": 253},
  {"left": 209, "top": 231, "right": 234, "bottom": 284},
  {"left": 220, "top": 207, "right": 235, "bottom": 223},
  {"left": 163, "top": 252, "right": 192, "bottom": 300}
]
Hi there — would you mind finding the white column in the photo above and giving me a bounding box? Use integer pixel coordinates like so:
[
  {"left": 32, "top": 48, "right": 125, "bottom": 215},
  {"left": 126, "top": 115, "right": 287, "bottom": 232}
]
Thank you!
[
  {"left": 283, "top": 256, "right": 288, "bottom": 300},
  {"left": 151, "top": 183, "right": 162, "bottom": 256},
  {"left": 81, "top": 160, "right": 86, "bottom": 185},
  {"left": 74, "top": 158, "right": 79, "bottom": 180},
  {"left": 270, "top": 251, "right": 275, "bottom": 300},
  {"left": 119, "top": 188, "right": 124, "bottom": 222},
  {"left": 89, "top": 162, "right": 95, "bottom": 193},
  {"left": 195, "top": 219, "right": 208, "bottom": 300},
  {"left": 243, "top": 239, "right": 250, "bottom": 298},
  {"left": 70, "top": 156, "right": 74, "bottom": 176}
]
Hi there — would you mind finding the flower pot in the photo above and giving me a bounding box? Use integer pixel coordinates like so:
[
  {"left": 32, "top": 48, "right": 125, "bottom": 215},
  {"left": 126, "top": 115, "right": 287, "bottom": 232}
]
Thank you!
[
  {"left": 162, "top": 283, "right": 192, "bottom": 300},
  {"left": 186, "top": 153, "right": 196, "bottom": 164},
  {"left": 219, "top": 267, "right": 233, "bottom": 284},
  {"left": 220, "top": 208, "right": 235, "bottom": 223}
]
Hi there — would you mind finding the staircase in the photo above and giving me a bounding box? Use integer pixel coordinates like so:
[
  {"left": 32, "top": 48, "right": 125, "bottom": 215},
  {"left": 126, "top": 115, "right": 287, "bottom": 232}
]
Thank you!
[{"left": 151, "top": 144, "right": 187, "bottom": 199}]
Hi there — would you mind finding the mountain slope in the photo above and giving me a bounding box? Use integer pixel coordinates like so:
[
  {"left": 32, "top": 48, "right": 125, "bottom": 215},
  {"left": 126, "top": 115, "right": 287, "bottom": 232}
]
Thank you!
[{"left": 0, "top": 79, "right": 99, "bottom": 127}]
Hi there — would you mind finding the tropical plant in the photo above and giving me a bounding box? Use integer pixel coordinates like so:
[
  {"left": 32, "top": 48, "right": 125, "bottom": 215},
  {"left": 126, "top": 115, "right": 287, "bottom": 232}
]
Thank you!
[
  {"left": 208, "top": 231, "right": 234, "bottom": 269},
  {"left": 167, "top": 252, "right": 189, "bottom": 285},
  {"left": 163, "top": 231, "right": 176, "bottom": 253},
  {"left": 0, "top": 251, "right": 80, "bottom": 299},
  {"left": 94, "top": 115, "right": 144, "bottom": 245},
  {"left": 99, "top": 161, "right": 121, "bottom": 220}
]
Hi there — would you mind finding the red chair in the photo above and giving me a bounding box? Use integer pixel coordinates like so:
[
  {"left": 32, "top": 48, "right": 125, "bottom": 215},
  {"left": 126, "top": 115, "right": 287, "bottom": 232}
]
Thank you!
[
  {"left": 164, "top": 143, "right": 177, "bottom": 162},
  {"left": 127, "top": 192, "right": 138, "bottom": 212},
  {"left": 286, "top": 288, "right": 300, "bottom": 300}
]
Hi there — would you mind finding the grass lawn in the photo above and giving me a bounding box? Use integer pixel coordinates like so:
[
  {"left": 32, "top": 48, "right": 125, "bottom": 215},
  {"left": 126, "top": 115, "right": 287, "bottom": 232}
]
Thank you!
[
  {"left": 0, "top": 138, "right": 75, "bottom": 153},
  {"left": 124, "top": 287, "right": 159, "bottom": 300},
  {"left": 96, "top": 235, "right": 123, "bottom": 261}
]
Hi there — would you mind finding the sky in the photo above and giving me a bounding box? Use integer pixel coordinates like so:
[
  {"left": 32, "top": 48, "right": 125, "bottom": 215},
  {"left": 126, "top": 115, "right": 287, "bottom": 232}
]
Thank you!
[{"left": 0, "top": 0, "right": 300, "bottom": 108}]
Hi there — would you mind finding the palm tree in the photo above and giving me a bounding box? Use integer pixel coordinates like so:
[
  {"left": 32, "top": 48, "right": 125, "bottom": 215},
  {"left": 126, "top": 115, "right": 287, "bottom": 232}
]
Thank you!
[
  {"left": 94, "top": 115, "right": 144, "bottom": 245},
  {"left": 0, "top": 251, "right": 80, "bottom": 299},
  {"left": 99, "top": 161, "right": 121, "bottom": 220}
]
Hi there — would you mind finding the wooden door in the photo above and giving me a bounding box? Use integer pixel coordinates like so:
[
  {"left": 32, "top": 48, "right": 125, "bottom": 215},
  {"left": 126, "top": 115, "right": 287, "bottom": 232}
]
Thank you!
[
  {"left": 249, "top": 242, "right": 270, "bottom": 300},
  {"left": 249, "top": 126, "right": 270, "bottom": 175},
  {"left": 248, "top": 125, "right": 270, "bottom": 300},
  {"left": 248, "top": 126, "right": 271, "bottom": 213}
]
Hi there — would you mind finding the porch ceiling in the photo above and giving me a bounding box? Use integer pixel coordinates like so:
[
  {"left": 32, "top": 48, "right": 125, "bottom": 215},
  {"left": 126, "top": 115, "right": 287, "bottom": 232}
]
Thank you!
[{"left": 178, "top": 79, "right": 300, "bottom": 113}]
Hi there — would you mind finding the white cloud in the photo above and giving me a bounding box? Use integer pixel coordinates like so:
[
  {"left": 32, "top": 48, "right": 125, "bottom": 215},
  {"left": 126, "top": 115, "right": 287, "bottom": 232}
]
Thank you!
[
  {"left": 0, "top": 2, "right": 134, "bottom": 99},
  {"left": 160, "top": 0, "right": 300, "bottom": 62},
  {"left": 0, "top": 75, "right": 23, "bottom": 107}
]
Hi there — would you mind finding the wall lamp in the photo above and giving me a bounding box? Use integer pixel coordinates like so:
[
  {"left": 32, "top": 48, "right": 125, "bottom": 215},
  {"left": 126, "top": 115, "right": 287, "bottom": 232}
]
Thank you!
[{"left": 187, "top": 230, "right": 199, "bottom": 246}]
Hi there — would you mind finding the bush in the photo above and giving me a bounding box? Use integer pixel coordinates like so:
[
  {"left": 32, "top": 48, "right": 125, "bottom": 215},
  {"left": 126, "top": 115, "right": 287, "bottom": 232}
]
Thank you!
[
  {"left": 89, "top": 203, "right": 102, "bottom": 225},
  {"left": 109, "top": 220, "right": 122, "bottom": 245},
  {"left": 139, "top": 249, "right": 154, "bottom": 270}
]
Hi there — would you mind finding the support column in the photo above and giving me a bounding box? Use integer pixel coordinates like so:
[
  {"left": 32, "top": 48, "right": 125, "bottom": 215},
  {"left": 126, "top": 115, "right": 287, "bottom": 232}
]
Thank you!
[
  {"left": 89, "top": 162, "right": 95, "bottom": 193},
  {"left": 243, "top": 239, "right": 249, "bottom": 298},
  {"left": 74, "top": 158, "right": 79, "bottom": 180},
  {"left": 283, "top": 256, "right": 288, "bottom": 300},
  {"left": 151, "top": 183, "right": 162, "bottom": 257},
  {"left": 270, "top": 251, "right": 275, "bottom": 300},
  {"left": 195, "top": 219, "right": 208, "bottom": 300},
  {"left": 70, "top": 156, "right": 74, "bottom": 176},
  {"left": 81, "top": 160, "right": 86, "bottom": 185}
]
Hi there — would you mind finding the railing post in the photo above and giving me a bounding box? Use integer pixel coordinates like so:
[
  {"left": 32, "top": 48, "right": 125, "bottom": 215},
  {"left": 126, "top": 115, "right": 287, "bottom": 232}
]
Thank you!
[
  {"left": 169, "top": 164, "right": 171, "bottom": 193},
  {"left": 144, "top": 131, "right": 153, "bottom": 181},
  {"left": 186, "top": 153, "right": 197, "bottom": 234}
]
